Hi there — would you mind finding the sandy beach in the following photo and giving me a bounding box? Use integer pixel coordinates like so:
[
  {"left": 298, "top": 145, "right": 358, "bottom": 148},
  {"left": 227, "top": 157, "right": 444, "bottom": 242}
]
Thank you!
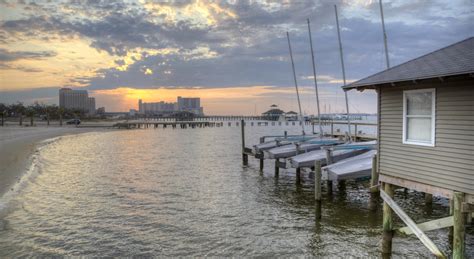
[{"left": 0, "top": 126, "right": 109, "bottom": 198}]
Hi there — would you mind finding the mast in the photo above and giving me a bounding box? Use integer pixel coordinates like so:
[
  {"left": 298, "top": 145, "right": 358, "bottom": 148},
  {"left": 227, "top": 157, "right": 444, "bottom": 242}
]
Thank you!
[
  {"left": 307, "top": 19, "right": 323, "bottom": 138},
  {"left": 379, "top": 0, "right": 390, "bottom": 69},
  {"left": 286, "top": 31, "right": 305, "bottom": 135},
  {"left": 334, "top": 5, "right": 352, "bottom": 142}
]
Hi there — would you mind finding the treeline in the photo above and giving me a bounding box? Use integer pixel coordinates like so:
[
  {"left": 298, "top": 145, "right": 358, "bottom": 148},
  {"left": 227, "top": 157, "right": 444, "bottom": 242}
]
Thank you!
[{"left": 0, "top": 102, "right": 87, "bottom": 126}]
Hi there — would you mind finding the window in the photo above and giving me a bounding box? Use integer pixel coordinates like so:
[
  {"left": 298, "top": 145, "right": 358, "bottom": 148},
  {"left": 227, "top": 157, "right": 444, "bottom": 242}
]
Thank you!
[{"left": 402, "top": 88, "right": 436, "bottom": 146}]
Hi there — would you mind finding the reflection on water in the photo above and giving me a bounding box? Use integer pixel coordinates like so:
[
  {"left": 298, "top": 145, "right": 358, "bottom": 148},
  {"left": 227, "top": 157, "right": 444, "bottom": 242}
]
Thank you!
[{"left": 0, "top": 124, "right": 472, "bottom": 257}]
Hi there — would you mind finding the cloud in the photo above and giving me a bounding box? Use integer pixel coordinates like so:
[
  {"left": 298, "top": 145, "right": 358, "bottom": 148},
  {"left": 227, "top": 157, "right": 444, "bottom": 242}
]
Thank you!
[
  {"left": 0, "top": 48, "right": 57, "bottom": 62},
  {"left": 0, "top": 0, "right": 472, "bottom": 113}
]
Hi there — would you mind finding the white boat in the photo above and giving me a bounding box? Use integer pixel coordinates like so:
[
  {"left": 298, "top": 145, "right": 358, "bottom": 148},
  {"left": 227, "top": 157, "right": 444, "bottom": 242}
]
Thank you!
[
  {"left": 253, "top": 135, "right": 320, "bottom": 153},
  {"left": 289, "top": 141, "right": 374, "bottom": 168},
  {"left": 324, "top": 150, "right": 377, "bottom": 181},
  {"left": 264, "top": 138, "right": 341, "bottom": 159}
]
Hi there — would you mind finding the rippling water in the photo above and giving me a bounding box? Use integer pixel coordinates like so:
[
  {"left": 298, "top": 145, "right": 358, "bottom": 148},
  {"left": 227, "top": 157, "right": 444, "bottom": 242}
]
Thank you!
[{"left": 0, "top": 123, "right": 472, "bottom": 257}]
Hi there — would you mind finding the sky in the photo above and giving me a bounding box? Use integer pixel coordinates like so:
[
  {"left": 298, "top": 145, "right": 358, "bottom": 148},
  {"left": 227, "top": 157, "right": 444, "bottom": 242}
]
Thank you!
[{"left": 0, "top": 0, "right": 472, "bottom": 115}]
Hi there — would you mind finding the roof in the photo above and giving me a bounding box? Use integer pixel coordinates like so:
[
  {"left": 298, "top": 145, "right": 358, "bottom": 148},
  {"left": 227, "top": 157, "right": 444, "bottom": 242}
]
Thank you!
[
  {"left": 262, "top": 108, "right": 284, "bottom": 115},
  {"left": 286, "top": 111, "right": 298, "bottom": 114},
  {"left": 344, "top": 37, "right": 474, "bottom": 90}
]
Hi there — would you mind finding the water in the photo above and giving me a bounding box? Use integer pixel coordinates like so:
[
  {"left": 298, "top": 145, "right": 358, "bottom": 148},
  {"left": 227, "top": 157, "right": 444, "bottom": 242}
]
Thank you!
[{"left": 0, "top": 123, "right": 472, "bottom": 257}]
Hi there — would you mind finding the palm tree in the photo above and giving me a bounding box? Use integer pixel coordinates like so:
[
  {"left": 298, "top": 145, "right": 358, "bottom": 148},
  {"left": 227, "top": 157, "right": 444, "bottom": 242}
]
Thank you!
[
  {"left": 11, "top": 103, "right": 26, "bottom": 126},
  {"left": 0, "top": 103, "right": 6, "bottom": 126},
  {"left": 25, "top": 106, "right": 36, "bottom": 126},
  {"left": 59, "top": 107, "right": 65, "bottom": 126}
]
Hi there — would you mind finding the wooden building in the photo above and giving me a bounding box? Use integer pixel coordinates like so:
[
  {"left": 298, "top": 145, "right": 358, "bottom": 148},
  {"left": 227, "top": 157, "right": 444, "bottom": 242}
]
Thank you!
[{"left": 344, "top": 37, "right": 473, "bottom": 258}]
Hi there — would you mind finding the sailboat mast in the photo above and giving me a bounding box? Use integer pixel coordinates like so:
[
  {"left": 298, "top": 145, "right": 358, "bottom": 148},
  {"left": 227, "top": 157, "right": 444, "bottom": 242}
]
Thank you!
[
  {"left": 334, "top": 5, "right": 352, "bottom": 142},
  {"left": 307, "top": 19, "right": 323, "bottom": 138},
  {"left": 286, "top": 31, "right": 305, "bottom": 135},
  {"left": 379, "top": 0, "right": 390, "bottom": 69}
]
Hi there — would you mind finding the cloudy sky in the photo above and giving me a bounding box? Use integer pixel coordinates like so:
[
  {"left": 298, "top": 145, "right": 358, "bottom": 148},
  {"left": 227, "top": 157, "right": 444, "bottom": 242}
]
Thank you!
[{"left": 0, "top": 0, "right": 472, "bottom": 114}]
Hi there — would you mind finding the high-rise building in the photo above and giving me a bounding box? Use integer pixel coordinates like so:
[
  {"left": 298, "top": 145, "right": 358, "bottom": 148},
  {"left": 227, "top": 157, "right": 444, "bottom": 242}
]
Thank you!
[
  {"left": 137, "top": 97, "right": 203, "bottom": 115},
  {"left": 177, "top": 96, "right": 203, "bottom": 115},
  {"left": 59, "top": 88, "right": 96, "bottom": 115}
]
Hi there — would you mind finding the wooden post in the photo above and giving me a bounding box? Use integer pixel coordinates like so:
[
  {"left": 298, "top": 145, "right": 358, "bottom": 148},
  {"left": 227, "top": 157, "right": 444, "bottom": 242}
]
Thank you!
[
  {"left": 453, "top": 192, "right": 465, "bottom": 259},
  {"left": 425, "top": 193, "right": 433, "bottom": 206},
  {"left": 315, "top": 160, "right": 322, "bottom": 200},
  {"left": 382, "top": 183, "right": 394, "bottom": 256},
  {"left": 370, "top": 154, "right": 379, "bottom": 193},
  {"left": 259, "top": 137, "right": 264, "bottom": 171},
  {"left": 296, "top": 167, "right": 301, "bottom": 184},
  {"left": 241, "top": 119, "right": 248, "bottom": 166},
  {"left": 274, "top": 159, "right": 280, "bottom": 176},
  {"left": 325, "top": 149, "right": 333, "bottom": 194}
]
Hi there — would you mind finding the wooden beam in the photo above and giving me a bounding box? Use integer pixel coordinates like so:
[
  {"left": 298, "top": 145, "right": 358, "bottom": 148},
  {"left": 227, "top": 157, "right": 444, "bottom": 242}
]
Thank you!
[
  {"left": 396, "top": 216, "right": 453, "bottom": 235},
  {"left": 379, "top": 174, "right": 453, "bottom": 199},
  {"left": 380, "top": 189, "right": 446, "bottom": 258}
]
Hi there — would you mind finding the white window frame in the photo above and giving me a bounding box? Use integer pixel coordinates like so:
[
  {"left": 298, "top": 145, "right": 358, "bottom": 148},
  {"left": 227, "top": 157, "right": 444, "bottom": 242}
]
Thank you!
[{"left": 402, "top": 88, "right": 436, "bottom": 147}]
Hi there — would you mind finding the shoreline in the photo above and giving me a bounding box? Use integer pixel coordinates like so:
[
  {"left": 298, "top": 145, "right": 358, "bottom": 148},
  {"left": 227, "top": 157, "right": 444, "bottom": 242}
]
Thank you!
[{"left": 0, "top": 126, "right": 112, "bottom": 199}]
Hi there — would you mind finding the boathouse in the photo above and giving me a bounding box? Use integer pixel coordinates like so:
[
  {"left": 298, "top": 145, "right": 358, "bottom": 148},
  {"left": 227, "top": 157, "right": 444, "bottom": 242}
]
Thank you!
[{"left": 344, "top": 37, "right": 473, "bottom": 257}]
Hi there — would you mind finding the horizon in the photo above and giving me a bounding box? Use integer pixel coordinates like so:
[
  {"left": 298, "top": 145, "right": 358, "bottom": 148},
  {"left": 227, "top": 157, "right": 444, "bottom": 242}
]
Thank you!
[{"left": 0, "top": 0, "right": 472, "bottom": 115}]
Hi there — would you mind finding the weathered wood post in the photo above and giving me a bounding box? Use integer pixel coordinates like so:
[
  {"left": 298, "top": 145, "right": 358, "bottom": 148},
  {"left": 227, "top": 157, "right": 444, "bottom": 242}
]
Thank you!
[
  {"left": 369, "top": 154, "right": 379, "bottom": 211},
  {"left": 425, "top": 193, "right": 433, "bottom": 206},
  {"left": 259, "top": 137, "right": 264, "bottom": 171},
  {"left": 449, "top": 198, "right": 454, "bottom": 244},
  {"left": 382, "top": 183, "right": 394, "bottom": 256},
  {"left": 241, "top": 119, "right": 248, "bottom": 166},
  {"left": 325, "top": 149, "right": 333, "bottom": 194},
  {"left": 296, "top": 168, "right": 301, "bottom": 184},
  {"left": 370, "top": 154, "right": 379, "bottom": 193},
  {"left": 275, "top": 159, "right": 280, "bottom": 176},
  {"left": 453, "top": 192, "right": 465, "bottom": 258},
  {"left": 315, "top": 160, "right": 322, "bottom": 219}
]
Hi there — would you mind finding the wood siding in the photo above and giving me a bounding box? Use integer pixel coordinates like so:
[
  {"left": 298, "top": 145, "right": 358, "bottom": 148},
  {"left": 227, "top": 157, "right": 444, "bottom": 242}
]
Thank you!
[{"left": 379, "top": 78, "right": 474, "bottom": 194}]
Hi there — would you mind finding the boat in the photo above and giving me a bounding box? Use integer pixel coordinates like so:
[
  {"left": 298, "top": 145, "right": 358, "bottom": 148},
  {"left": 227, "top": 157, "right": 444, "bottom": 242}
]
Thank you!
[
  {"left": 253, "top": 135, "right": 320, "bottom": 153},
  {"left": 289, "top": 141, "right": 375, "bottom": 168},
  {"left": 324, "top": 149, "right": 377, "bottom": 181},
  {"left": 264, "top": 138, "right": 341, "bottom": 159}
]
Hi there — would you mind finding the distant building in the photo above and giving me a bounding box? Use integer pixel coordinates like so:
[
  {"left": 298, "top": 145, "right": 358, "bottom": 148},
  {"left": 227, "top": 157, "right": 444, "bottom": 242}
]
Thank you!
[
  {"left": 129, "top": 109, "right": 137, "bottom": 116},
  {"left": 59, "top": 88, "right": 96, "bottom": 115},
  {"left": 97, "top": 107, "right": 106, "bottom": 114},
  {"left": 262, "top": 108, "right": 285, "bottom": 121},
  {"left": 138, "top": 97, "right": 203, "bottom": 115},
  {"left": 177, "top": 96, "right": 203, "bottom": 115},
  {"left": 285, "top": 111, "right": 298, "bottom": 121},
  {"left": 138, "top": 99, "right": 178, "bottom": 115}
]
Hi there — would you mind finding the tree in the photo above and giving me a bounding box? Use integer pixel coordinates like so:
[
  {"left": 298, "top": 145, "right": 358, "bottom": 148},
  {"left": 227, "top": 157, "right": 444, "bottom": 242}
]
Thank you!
[
  {"left": 11, "top": 102, "right": 26, "bottom": 126},
  {"left": 58, "top": 107, "right": 64, "bottom": 126},
  {"left": 0, "top": 103, "right": 6, "bottom": 126},
  {"left": 25, "top": 106, "right": 36, "bottom": 126}
]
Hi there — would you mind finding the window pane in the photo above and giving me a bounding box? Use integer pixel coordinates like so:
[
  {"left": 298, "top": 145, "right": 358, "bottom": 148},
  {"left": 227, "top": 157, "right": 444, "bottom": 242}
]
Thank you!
[
  {"left": 407, "top": 117, "right": 431, "bottom": 142},
  {"left": 407, "top": 92, "right": 432, "bottom": 115}
]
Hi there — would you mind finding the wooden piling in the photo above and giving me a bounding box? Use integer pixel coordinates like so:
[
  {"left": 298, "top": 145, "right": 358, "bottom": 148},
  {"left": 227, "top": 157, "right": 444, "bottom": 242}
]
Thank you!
[
  {"left": 315, "top": 160, "right": 322, "bottom": 202},
  {"left": 275, "top": 159, "right": 280, "bottom": 176},
  {"left": 425, "top": 193, "right": 433, "bottom": 206},
  {"left": 259, "top": 137, "right": 264, "bottom": 171},
  {"left": 370, "top": 154, "right": 379, "bottom": 193},
  {"left": 296, "top": 168, "right": 301, "bottom": 184},
  {"left": 453, "top": 192, "right": 465, "bottom": 259},
  {"left": 325, "top": 149, "right": 333, "bottom": 194},
  {"left": 382, "top": 183, "right": 394, "bottom": 256},
  {"left": 241, "top": 120, "right": 248, "bottom": 166}
]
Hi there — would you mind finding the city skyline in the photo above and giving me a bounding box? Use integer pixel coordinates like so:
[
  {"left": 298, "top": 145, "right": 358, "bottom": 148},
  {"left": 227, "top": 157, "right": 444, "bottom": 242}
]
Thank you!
[{"left": 0, "top": 1, "right": 472, "bottom": 115}]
